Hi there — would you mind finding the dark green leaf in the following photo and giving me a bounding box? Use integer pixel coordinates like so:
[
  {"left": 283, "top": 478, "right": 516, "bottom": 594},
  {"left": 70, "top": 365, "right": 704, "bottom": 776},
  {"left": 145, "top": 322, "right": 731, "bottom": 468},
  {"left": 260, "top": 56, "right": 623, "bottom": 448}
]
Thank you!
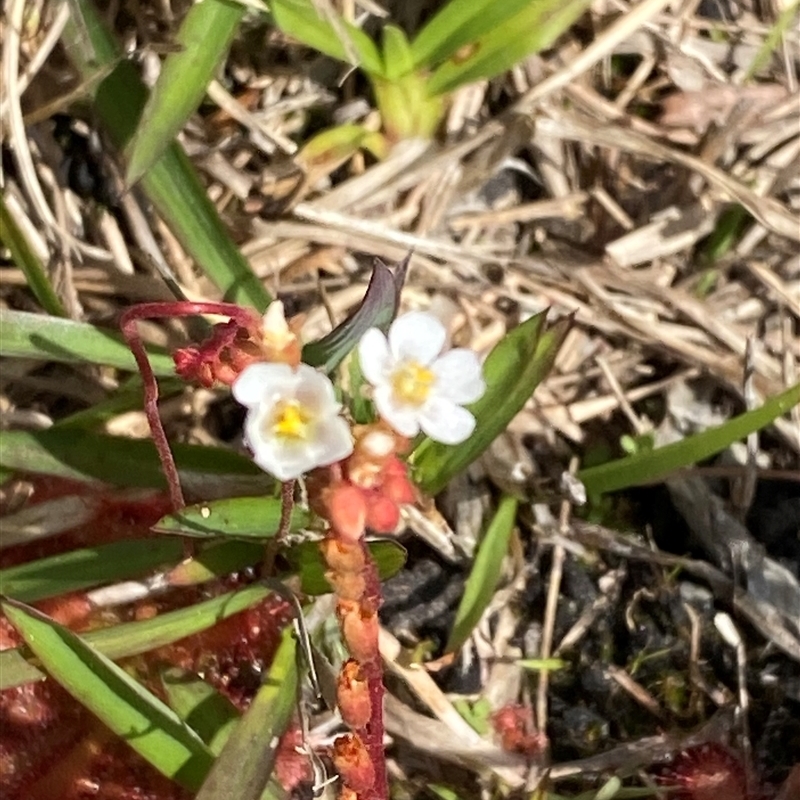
[
  {"left": 302, "top": 258, "right": 403, "bottom": 373},
  {"left": 126, "top": 0, "right": 244, "bottom": 186},
  {"left": 0, "top": 428, "right": 265, "bottom": 489},
  {"left": 161, "top": 667, "right": 240, "bottom": 755},
  {"left": 2, "top": 598, "right": 214, "bottom": 790},
  {"left": 413, "top": 312, "right": 571, "bottom": 495},
  {"left": 154, "top": 496, "right": 311, "bottom": 539},
  {"left": 0, "top": 538, "right": 184, "bottom": 603},
  {"left": 578, "top": 381, "right": 800, "bottom": 495},
  {"left": 0, "top": 309, "right": 174, "bottom": 375},
  {"left": 446, "top": 495, "right": 517, "bottom": 652},
  {"left": 196, "top": 628, "right": 297, "bottom": 800}
]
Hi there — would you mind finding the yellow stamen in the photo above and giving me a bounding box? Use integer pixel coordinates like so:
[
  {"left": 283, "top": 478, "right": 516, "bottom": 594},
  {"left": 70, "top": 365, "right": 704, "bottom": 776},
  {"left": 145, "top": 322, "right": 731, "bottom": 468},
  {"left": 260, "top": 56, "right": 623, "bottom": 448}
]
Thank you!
[
  {"left": 391, "top": 362, "right": 434, "bottom": 406},
  {"left": 271, "top": 401, "right": 311, "bottom": 439}
]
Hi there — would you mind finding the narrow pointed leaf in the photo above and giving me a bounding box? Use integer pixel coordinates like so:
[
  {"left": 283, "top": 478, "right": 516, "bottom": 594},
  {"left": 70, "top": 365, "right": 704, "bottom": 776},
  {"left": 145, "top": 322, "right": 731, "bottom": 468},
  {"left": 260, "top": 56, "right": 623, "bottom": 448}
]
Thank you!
[
  {"left": 381, "top": 24, "right": 415, "bottom": 80},
  {"left": 64, "top": 0, "right": 269, "bottom": 309},
  {"left": 578, "top": 381, "right": 800, "bottom": 495},
  {"left": 413, "top": 312, "right": 571, "bottom": 496},
  {"left": 0, "top": 195, "right": 66, "bottom": 317},
  {"left": 0, "top": 309, "right": 174, "bottom": 375},
  {"left": 161, "top": 667, "right": 241, "bottom": 755},
  {"left": 427, "top": 0, "right": 591, "bottom": 96},
  {"left": 2, "top": 598, "right": 215, "bottom": 790},
  {"left": 446, "top": 495, "right": 518, "bottom": 652},
  {"left": 154, "top": 496, "right": 311, "bottom": 539},
  {"left": 196, "top": 627, "right": 297, "bottom": 800},
  {"left": 410, "top": 0, "right": 533, "bottom": 68},
  {"left": 0, "top": 428, "right": 265, "bottom": 489},
  {"left": 126, "top": 0, "right": 244, "bottom": 186},
  {"left": 302, "top": 259, "right": 403, "bottom": 372},
  {"left": 0, "top": 583, "right": 273, "bottom": 689},
  {"left": 0, "top": 538, "right": 184, "bottom": 603},
  {"left": 270, "top": 0, "right": 383, "bottom": 75}
]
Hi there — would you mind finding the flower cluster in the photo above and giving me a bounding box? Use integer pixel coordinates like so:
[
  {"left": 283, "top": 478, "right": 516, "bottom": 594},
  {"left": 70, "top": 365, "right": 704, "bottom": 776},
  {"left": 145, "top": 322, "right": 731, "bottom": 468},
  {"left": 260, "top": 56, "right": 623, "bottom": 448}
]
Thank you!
[{"left": 171, "top": 301, "right": 485, "bottom": 799}]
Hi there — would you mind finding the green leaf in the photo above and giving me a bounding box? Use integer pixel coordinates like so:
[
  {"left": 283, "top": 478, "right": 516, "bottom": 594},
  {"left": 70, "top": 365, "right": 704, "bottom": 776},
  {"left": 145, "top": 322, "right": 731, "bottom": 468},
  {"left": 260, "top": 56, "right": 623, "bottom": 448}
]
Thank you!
[
  {"left": 161, "top": 667, "right": 241, "bottom": 755},
  {"left": 154, "top": 496, "right": 311, "bottom": 539},
  {"left": 445, "top": 495, "right": 517, "bottom": 652},
  {"left": 0, "top": 428, "right": 264, "bottom": 489},
  {"left": 302, "top": 258, "right": 403, "bottom": 373},
  {"left": 578, "top": 381, "right": 800, "bottom": 495},
  {"left": 0, "top": 538, "right": 184, "bottom": 603},
  {"left": 287, "top": 539, "right": 406, "bottom": 595},
  {"left": 0, "top": 583, "right": 273, "bottom": 689},
  {"left": 1, "top": 598, "right": 215, "bottom": 790},
  {"left": 64, "top": 0, "right": 270, "bottom": 310},
  {"left": 270, "top": 0, "right": 383, "bottom": 75},
  {"left": 410, "top": 0, "right": 533, "bottom": 68},
  {"left": 126, "top": 0, "right": 245, "bottom": 186},
  {"left": 413, "top": 312, "right": 571, "bottom": 496},
  {"left": 0, "top": 194, "right": 66, "bottom": 317},
  {"left": 0, "top": 308, "right": 175, "bottom": 375},
  {"left": 381, "top": 25, "right": 415, "bottom": 81},
  {"left": 426, "top": 0, "right": 591, "bottom": 96},
  {"left": 196, "top": 627, "right": 297, "bottom": 800}
]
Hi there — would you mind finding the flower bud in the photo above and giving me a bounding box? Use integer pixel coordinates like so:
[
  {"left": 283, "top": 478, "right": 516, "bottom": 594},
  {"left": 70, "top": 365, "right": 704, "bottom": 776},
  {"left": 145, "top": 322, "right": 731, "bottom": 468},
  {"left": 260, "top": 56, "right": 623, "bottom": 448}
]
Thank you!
[
  {"left": 337, "top": 659, "right": 371, "bottom": 729},
  {"left": 337, "top": 599, "right": 379, "bottom": 663},
  {"left": 332, "top": 733, "right": 375, "bottom": 794},
  {"left": 327, "top": 484, "right": 367, "bottom": 543},
  {"left": 320, "top": 537, "right": 365, "bottom": 573},
  {"left": 326, "top": 569, "right": 366, "bottom": 602}
]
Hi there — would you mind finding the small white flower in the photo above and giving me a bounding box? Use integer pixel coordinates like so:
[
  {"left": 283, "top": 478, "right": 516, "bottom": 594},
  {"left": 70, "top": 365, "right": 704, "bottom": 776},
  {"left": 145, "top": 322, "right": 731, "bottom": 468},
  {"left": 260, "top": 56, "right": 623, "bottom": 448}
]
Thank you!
[
  {"left": 232, "top": 362, "right": 353, "bottom": 481},
  {"left": 358, "top": 311, "right": 485, "bottom": 444}
]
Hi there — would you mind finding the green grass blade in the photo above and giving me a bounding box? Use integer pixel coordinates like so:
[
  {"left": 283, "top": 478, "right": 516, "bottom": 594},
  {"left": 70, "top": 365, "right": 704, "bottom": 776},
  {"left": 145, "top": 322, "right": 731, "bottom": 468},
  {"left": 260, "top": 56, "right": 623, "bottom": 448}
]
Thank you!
[
  {"left": 0, "top": 538, "right": 184, "bottom": 603},
  {"left": 196, "top": 627, "right": 297, "bottom": 800},
  {"left": 578, "top": 382, "right": 800, "bottom": 495},
  {"left": 0, "top": 428, "right": 264, "bottom": 488},
  {"left": 427, "top": 0, "right": 591, "bottom": 96},
  {"left": 381, "top": 24, "right": 415, "bottom": 81},
  {"left": 1, "top": 598, "right": 215, "bottom": 791},
  {"left": 125, "top": 0, "right": 245, "bottom": 186},
  {"left": 410, "top": 0, "right": 533, "bottom": 68},
  {"left": 0, "top": 583, "right": 272, "bottom": 689},
  {"left": 161, "top": 667, "right": 241, "bottom": 755},
  {"left": 154, "top": 496, "right": 312, "bottom": 539},
  {"left": 0, "top": 194, "right": 66, "bottom": 317},
  {"left": 0, "top": 308, "right": 175, "bottom": 375},
  {"left": 413, "top": 313, "right": 571, "bottom": 496},
  {"left": 270, "top": 0, "right": 383, "bottom": 75},
  {"left": 63, "top": 0, "right": 269, "bottom": 309},
  {"left": 445, "top": 495, "right": 517, "bottom": 653}
]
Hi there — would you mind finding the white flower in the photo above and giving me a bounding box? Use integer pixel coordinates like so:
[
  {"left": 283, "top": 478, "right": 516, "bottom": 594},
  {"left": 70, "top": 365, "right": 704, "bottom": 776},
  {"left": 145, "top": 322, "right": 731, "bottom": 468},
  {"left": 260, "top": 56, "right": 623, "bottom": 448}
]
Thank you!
[
  {"left": 232, "top": 362, "right": 353, "bottom": 480},
  {"left": 358, "top": 311, "right": 485, "bottom": 444}
]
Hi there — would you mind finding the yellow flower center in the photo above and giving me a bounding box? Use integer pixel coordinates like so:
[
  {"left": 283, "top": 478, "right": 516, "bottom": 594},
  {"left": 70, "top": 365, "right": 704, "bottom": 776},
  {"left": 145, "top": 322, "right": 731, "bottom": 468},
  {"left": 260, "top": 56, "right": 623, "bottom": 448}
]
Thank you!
[
  {"left": 391, "top": 361, "right": 435, "bottom": 406},
  {"left": 270, "top": 400, "right": 312, "bottom": 440}
]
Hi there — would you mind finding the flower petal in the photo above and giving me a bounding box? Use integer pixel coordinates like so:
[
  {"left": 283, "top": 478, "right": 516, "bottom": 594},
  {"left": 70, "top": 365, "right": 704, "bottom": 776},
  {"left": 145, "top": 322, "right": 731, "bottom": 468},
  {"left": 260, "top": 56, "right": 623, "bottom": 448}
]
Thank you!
[
  {"left": 418, "top": 397, "right": 475, "bottom": 444},
  {"left": 233, "top": 362, "right": 296, "bottom": 406},
  {"left": 388, "top": 311, "right": 446, "bottom": 365},
  {"left": 310, "top": 416, "right": 354, "bottom": 466},
  {"left": 295, "top": 363, "right": 341, "bottom": 414},
  {"left": 431, "top": 349, "right": 486, "bottom": 404},
  {"left": 373, "top": 384, "right": 420, "bottom": 437},
  {"left": 358, "top": 328, "right": 392, "bottom": 387}
]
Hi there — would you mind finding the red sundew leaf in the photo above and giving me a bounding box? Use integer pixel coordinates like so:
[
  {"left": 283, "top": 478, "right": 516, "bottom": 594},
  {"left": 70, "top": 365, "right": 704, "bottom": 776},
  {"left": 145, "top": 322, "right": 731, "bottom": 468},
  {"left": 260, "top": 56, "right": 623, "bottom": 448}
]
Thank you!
[{"left": 654, "top": 743, "right": 749, "bottom": 800}]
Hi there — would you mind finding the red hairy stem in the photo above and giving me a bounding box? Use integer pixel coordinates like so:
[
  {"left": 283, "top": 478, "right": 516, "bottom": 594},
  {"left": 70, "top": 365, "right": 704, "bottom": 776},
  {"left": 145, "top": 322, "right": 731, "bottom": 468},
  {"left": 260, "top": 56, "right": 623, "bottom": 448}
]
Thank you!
[
  {"left": 358, "top": 545, "right": 388, "bottom": 800},
  {"left": 119, "top": 302, "right": 261, "bottom": 511}
]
